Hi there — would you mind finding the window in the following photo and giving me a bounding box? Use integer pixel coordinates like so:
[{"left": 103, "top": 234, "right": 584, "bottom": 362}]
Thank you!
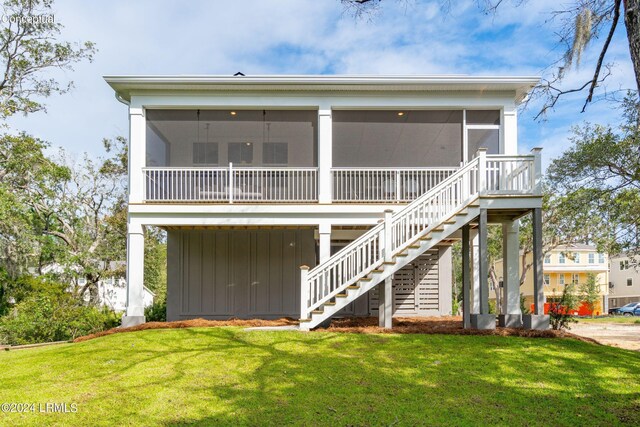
[
  {"left": 544, "top": 255, "right": 551, "bottom": 264},
  {"left": 559, "top": 274, "right": 565, "bottom": 285},
  {"left": 572, "top": 274, "right": 579, "bottom": 284},
  {"left": 628, "top": 278, "right": 633, "bottom": 287},
  {"left": 192, "top": 142, "right": 218, "bottom": 165},
  {"left": 598, "top": 253, "right": 605, "bottom": 263},
  {"left": 574, "top": 252, "right": 580, "bottom": 263},
  {"left": 620, "top": 260, "right": 629, "bottom": 271},
  {"left": 588, "top": 253, "right": 595, "bottom": 264},
  {"left": 559, "top": 253, "right": 565, "bottom": 264},
  {"left": 543, "top": 274, "right": 550, "bottom": 285},
  {"left": 263, "top": 142, "right": 288, "bottom": 165},
  {"left": 228, "top": 142, "right": 254, "bottom": 165}
]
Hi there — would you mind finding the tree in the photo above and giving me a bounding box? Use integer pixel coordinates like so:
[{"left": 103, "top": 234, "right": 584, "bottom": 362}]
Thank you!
[
  {"left": 547, "top": 96, "right": 640, "bottom": 260},
  {"left": 580, "top": 273, "right": 602, "bottom": 316},
  {"left": 0, "top": 133, "right": 69, "bottom": 276},
  {"left": 0, "top": 0, "right": 95, "bottom": 276},
  {"left": 342, "top": 0, "right": 640, "bottom": 118},
  {"left": 27, "top": 138, "right": 128, "bottom": 302},
  {"left": 0, "top": 0, "right": 95, "bottom": 118}
]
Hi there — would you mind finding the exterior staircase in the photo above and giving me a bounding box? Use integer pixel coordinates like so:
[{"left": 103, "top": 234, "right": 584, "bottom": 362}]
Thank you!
[{"left": 299, "top": 150, "right": 539, "bottom": 330}]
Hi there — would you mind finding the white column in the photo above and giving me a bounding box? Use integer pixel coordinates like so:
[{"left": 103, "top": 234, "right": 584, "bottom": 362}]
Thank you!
[
  {"left": 462, "top": 224, "right": 471, "bottom": 328},
  {"left": 378, "top": 277, "right": 392, "bottom": 329},
  {"left": 318, "top": 222, "right": 331, "bottom": 263},
  {"left": 124, "top": 221, "right": 145, "bottom": 326},
  {"left": 129, "top": 107, "right": 146, "bottom": 203},
  {"left": 470, "top": 229, "right": 480, "bottom": 314},
  {"left": 502, "top": 220, "right": 521, "bottom": 315},
  {"left": 502, "top": 105, "right": 518, "bottom": 155},
  {"left": 438, "top": 245, "right": 453, "bottom": 315},
  {"left": 318, "top": 109, "right": 333, "bottom": 204}
]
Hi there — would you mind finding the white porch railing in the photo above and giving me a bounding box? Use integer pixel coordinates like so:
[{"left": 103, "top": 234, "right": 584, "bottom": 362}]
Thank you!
[
  {"left": 143, "top": 165, "right": 318, "bottom": 203},
  {"left": 331, "top": 167, "right": 458, "bottom": 202},
  {"left": 301, "top": 149, "right": 541, "bottom": 321}
]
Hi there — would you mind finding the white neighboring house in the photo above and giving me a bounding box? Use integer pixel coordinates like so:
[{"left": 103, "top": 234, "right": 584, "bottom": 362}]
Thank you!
[
  {"left": 106, "top": 74, "right": 548, "bottom": 330},
  {"left": 609, "top": 254, "right": 640, "bottom": 307},
  {"left": 75, "top": 276, "right": 155, "bottom": 312},
  {"left": 39, "top": 263, "right": 155, "bottom": 312}
]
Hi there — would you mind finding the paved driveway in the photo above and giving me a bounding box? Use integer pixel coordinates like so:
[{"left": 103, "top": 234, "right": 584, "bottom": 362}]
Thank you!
[{"left": 570, "top": 322, "right": 640, "bottom": 351}]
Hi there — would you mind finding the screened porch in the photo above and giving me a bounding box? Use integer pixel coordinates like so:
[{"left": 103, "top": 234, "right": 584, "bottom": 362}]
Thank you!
[{"left": 142, "top": 109, "right": 502, "bottom": 203}]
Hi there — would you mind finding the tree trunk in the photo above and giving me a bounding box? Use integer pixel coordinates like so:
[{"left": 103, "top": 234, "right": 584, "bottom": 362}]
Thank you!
[{"left": 624, "top": 0, "right": 640, "bottom": 93}]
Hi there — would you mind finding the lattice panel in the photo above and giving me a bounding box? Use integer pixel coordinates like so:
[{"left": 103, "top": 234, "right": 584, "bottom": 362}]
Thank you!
[
  {"left": 369, "top": 249, "right": 440, "bottom": 315},
  {"left": 415, "top": 251, "right": 439, "bottom": 311}
]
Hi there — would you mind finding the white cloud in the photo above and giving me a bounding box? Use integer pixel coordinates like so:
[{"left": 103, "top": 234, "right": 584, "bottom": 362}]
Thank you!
[{"left": 3, "top": 0, "right": 635, "bottom": 162}]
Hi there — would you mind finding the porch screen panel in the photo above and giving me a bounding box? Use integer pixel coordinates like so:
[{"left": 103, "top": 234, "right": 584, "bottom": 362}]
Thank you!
[
  {"left": 467, "top": 129, "right": 499, "bottom": 160},
  {"left": 145, "top": 109, "right": 317, "bottom": 167},
  {"left": 332, "top": 110, "right": 463, "bottom": 167}
]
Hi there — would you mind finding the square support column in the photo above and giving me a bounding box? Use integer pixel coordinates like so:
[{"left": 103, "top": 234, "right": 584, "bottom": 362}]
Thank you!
[
  {"left": 318, "top": 223, "right": 331, "bottom": 263},
  {"left": 470, "top": 229, "right": 480, "bottom": 314},
  {"left": 462, "top": 224, "right": 471, "bottom": 329},
  {"left": 471, "top": 209, "right": 496, "bottom": 329},
  {"left": 523, "top": 207, "right": 550, "bottom": 330},
  {"left": 499, "top": 220, "right": 523, "bottom": 328},
  {"left": 378, "top": 277, "right": 392, "bottom": 329},
  {"left": 122, "top": 222, "right": 146, "bottom": 327},
  {"left": 438, "top": 245, "right": 453, "bottom": 315},
  {"left": 129, "top": 107, "right": 146, "bottom": 204},
  {"left": 318, "top": 109, "right": 332, "bottom": 204}
]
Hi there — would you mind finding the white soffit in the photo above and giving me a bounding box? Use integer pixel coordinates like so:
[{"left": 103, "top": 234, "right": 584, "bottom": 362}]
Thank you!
[{"left": 104, "top": 74, "right": 540, "bottom": 104}]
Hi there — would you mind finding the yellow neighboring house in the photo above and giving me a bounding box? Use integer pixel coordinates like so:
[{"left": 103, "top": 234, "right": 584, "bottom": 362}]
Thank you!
[{"left": 495, "top": 244, "right": 609, "bottom": 315}]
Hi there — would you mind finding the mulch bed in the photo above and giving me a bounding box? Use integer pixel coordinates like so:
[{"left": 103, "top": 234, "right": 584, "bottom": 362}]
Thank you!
[
  {"left": 325, "top": 316, "right": 598, "bottom": 344},
  {"left": 73, "top": 316, "right": 598, "bottom": 345}
]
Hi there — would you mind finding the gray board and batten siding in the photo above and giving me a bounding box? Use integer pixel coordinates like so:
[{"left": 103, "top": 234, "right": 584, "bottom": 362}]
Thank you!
[{"left": 167, "top": 229, "right": 452, "bottom": 320}]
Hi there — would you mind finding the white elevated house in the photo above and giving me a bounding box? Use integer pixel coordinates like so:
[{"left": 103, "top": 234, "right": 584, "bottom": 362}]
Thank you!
[{"left": 105, "top": 74, "right": 549, "bottom": 330}]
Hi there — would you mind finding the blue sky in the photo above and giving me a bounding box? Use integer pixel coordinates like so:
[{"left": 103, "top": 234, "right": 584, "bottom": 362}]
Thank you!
[{"left": 6, "top": 0, "right": 635, "bottom": 169}]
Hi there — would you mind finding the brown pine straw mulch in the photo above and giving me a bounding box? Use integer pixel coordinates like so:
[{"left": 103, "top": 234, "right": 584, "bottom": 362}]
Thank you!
[{"left": 74, "top": 316, "right": 599, "bottom": 345}]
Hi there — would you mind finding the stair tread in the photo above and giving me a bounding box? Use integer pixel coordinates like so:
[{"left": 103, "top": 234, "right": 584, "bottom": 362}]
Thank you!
[
  {"left": 347, "top": 284, "right": 361, "bottom": 289},
  {"left": 336, "top": 293, "right": 348, "bottom": 298}
]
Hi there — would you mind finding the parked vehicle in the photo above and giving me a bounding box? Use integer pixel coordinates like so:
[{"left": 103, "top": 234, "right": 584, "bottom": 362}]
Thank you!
[{"left": 610, "top": 302, "right": 640, "bottom": 316}]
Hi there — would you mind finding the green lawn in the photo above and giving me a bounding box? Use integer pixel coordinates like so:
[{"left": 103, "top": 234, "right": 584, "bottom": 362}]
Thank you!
[{"left": 1, "top": 328, "right": 639, "bottom": 426}]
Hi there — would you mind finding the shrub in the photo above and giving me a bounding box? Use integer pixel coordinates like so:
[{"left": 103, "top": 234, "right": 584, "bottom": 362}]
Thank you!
[
  {"left": 0, "top": 292, "right": 120, "bottom": 345},
  {"left": 520, "top": 293, "right": 531, "bottom": 315},
  {"left": 145, "top": 297, "right": 166, "bottom": 322},
  {"left": 549, "top": 283, "right": 580, "bottom": 330}
]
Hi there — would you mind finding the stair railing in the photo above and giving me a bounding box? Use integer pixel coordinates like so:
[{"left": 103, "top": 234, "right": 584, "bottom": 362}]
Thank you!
[{"left": 300, "top": 148, "right": 541, "bottom": 320}]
